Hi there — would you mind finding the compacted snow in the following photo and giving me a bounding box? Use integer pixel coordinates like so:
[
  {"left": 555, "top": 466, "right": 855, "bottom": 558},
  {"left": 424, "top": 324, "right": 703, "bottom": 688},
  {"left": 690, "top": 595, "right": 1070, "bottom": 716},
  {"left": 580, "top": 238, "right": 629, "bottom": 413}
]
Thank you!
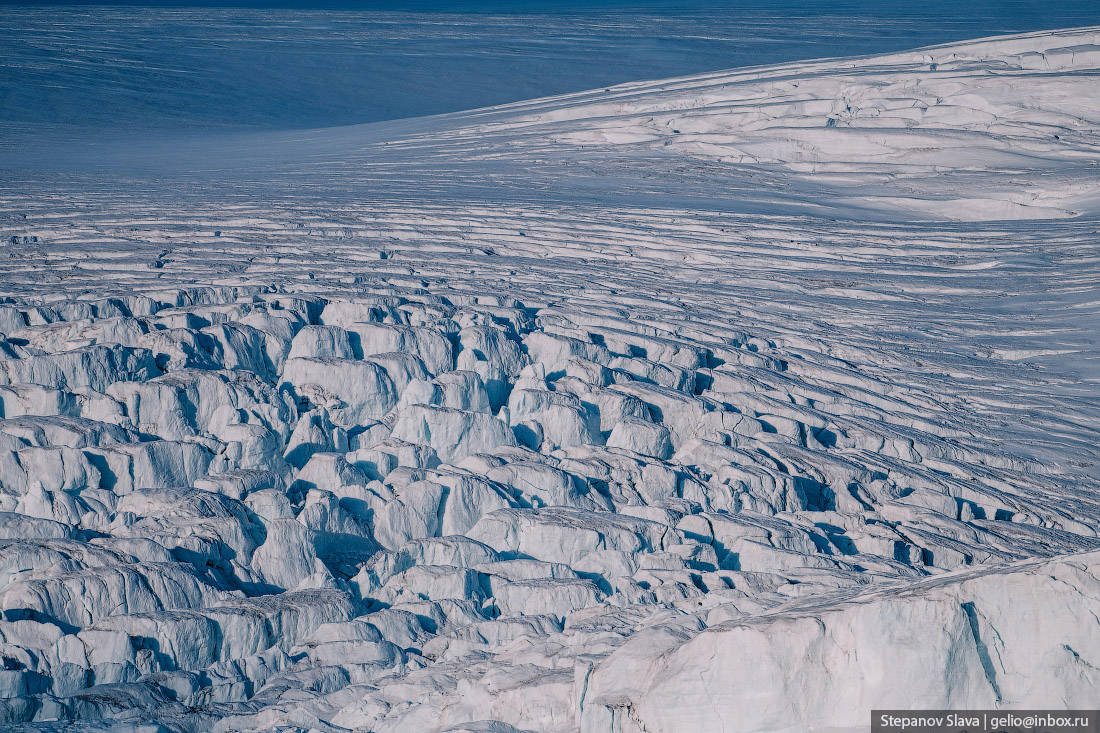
[{"left": 0, "top": 21, "right": 1099, "bottom": 733}]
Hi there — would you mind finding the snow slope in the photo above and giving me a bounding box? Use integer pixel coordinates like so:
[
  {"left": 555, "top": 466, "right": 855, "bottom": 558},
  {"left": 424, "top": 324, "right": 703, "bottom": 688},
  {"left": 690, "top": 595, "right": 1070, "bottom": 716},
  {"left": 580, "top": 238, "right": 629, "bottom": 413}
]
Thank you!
[
  {"left": 4, "top": 1, "right": 1099, "bottom": 132},
  {"left": 0, "top": 24, "right": 1099, "bottom": 733}
]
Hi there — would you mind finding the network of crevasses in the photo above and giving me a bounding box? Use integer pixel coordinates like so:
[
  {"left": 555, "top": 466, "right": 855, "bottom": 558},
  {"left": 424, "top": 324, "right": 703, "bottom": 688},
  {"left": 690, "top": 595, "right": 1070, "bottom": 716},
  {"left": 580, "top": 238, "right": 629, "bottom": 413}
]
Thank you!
[{"left": 0, "top": 284, "right": 1096, "bottom": 729}]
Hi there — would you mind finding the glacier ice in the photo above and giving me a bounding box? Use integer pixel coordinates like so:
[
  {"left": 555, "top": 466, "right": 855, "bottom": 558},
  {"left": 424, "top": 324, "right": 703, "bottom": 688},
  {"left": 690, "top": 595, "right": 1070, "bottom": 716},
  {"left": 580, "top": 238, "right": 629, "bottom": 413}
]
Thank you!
[{"left": 0, "top": 22, "right": 1099, "bottom": 733}]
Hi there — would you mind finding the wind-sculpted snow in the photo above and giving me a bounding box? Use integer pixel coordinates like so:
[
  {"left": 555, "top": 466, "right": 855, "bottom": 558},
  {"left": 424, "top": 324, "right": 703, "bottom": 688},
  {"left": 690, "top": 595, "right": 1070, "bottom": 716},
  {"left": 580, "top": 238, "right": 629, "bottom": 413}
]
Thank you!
[{"left": 0, "top": 27, "right": 1099, "bottom": 733}]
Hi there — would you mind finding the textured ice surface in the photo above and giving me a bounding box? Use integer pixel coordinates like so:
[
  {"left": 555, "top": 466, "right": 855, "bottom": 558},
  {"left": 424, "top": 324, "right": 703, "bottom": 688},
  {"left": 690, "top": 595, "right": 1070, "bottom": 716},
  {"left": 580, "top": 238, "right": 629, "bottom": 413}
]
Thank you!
[{"left": 0, "top": 22, "right": 1099, "bottom": 733}]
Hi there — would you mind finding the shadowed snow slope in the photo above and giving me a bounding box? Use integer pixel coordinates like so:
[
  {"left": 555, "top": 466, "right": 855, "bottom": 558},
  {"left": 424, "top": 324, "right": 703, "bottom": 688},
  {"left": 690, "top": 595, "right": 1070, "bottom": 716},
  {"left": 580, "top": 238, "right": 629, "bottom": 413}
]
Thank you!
[
  {"left": 3, "top": 2, "right": 1098, "bottom": 132},
  {"left": 0, "top": 26, "right": 1099, "bottom": 733}
]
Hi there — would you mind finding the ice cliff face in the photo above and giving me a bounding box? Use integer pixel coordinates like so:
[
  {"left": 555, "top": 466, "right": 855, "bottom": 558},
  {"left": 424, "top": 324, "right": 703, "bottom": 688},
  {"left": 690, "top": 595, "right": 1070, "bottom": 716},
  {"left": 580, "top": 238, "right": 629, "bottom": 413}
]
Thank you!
[{"left": 0, "top": 25, "right": 1099, "bottom": 733}]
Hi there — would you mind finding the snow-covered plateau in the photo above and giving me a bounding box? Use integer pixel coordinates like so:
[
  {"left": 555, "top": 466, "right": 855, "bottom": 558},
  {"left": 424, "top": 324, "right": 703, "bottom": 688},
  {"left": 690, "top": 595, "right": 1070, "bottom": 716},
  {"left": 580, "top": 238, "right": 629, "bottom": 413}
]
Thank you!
[{"left": 0, "top": 20, "right": 1099, "bottom": 733}]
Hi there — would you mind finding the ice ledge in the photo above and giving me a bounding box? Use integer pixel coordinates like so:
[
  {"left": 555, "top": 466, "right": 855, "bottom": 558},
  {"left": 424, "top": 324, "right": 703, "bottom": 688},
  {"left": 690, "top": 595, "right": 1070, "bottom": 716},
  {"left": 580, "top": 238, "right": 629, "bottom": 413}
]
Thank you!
[{"left": 584, "top": 550, "right": 1100, "bottom": 733}]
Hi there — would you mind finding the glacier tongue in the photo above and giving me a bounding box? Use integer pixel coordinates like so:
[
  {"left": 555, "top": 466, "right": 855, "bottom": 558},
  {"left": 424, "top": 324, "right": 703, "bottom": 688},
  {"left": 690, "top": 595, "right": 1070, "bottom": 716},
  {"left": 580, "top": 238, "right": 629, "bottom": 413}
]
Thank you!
[{"left": 1, "top": 24, "right": 1100, "bottom": 733}]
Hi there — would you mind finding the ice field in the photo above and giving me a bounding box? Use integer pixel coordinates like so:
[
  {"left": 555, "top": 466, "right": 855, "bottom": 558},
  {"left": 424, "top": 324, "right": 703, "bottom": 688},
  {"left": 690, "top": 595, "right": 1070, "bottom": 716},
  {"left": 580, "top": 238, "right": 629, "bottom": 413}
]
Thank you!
[{"left": 0, "top": 4, "right": 1099, "bottom": 731}]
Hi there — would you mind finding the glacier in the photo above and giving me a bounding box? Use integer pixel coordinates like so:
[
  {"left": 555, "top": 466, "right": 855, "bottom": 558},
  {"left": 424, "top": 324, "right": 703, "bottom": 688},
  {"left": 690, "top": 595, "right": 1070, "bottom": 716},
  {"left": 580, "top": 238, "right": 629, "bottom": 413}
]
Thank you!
[{"left": 0, "top": 13, "right": 1099, "bottom": 733}]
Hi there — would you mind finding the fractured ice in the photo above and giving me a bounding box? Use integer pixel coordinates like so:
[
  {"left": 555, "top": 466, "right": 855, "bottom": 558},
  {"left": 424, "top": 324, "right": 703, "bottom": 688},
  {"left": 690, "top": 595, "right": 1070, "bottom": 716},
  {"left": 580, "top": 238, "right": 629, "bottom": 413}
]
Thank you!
[{"left": 0, "top": 24, "right": 1099, "bottom": 733}]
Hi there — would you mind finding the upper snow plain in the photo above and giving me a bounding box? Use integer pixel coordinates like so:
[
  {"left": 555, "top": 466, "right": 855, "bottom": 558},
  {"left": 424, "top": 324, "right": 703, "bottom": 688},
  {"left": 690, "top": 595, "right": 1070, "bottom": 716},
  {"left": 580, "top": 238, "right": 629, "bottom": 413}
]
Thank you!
[{"left": 1, "top": 9, "right": 1099, "bottom": 733}]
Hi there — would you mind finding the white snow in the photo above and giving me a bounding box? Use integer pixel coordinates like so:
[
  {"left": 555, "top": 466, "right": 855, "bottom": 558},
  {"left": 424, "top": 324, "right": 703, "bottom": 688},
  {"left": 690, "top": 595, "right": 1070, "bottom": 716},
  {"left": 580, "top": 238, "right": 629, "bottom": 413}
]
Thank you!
[{"left": 0, "top": 18, "right": 1098, "bottom": 733}]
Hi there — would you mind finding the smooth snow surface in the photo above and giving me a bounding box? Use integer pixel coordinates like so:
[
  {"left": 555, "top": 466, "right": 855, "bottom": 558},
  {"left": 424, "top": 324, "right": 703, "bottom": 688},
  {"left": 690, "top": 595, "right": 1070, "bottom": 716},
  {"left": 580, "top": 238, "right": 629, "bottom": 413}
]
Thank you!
[
  {"left": 3, "top": 1, "right": 1099, "bottom": 133},
  {"left": 0, "top": 23, "right": 1099, "bottom": 733}
]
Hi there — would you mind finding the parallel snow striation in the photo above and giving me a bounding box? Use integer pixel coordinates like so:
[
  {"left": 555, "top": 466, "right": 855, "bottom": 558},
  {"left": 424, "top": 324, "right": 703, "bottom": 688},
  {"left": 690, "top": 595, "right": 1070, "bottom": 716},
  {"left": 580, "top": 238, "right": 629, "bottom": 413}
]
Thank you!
[{"left": 0, "top": 26, "right": 1098, "bottom": 733}]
